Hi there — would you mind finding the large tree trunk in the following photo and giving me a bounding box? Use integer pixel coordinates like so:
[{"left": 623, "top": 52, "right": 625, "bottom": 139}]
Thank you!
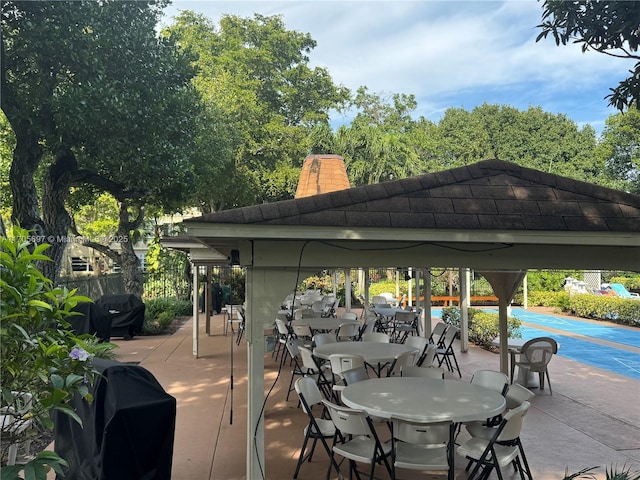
[
  {"left": 40, "top": 147, "right": 77, "bottom": 283},
  {"left": 117, "top": 203, "right": 144, "bottom": 298},
  {"left": 9, "top": 122, "right": 44, "bottom": 235}
]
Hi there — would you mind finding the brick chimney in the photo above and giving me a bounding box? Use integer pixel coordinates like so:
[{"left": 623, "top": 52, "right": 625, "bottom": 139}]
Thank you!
[{"left": 295, "top": 154, "right": 350, "bottom": 198}]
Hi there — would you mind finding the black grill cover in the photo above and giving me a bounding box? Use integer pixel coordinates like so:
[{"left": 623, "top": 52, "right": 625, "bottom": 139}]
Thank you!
[
  {"left": 95, "top": 294, "right": 145, "bottom": 338},
  {"left": 68, "top": 302, "right": 112, "bottom": 342},
  {"left": 54, "top": 359, "right": 176, "bottom": 480}
]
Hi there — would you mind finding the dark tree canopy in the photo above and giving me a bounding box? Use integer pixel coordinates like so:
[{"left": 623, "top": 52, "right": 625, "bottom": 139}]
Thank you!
[{"left": 1, "top": 0, "right": 201, "bottom": 288}]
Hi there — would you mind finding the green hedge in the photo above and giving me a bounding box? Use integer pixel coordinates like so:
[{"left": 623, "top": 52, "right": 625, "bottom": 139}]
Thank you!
[
  {"left": 568, "top": 294, "right": 640, "bottom": 325},
  {"left": 440, "top": 307, "right": 522, "bottom": 350},
  {"left": 514, "top": 291, "right": 570, "bottom": 309},
  {"left": 143, "top": 297, "right": 193, "bottom": 335}
]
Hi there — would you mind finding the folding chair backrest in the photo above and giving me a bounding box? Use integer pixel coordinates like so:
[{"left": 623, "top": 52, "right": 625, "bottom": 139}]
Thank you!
[
  {"left": 496, "top": 401, "right": 530, "bottom": 442},
  {"left": 389, "top": 350, "right": 418, "bottom": 376},
  {"left": 292, "top": 324, "right": 313, "bottom": 338},
  {"left": 362, "top": 332, "right": 390, "bottom": 343},
  {"left": 341, "top": 366, "right": 369, "bottom": 385},
  {"left": 470, "top": 369, "right": 509, "bottom": 395},
  {"left": 358, "top": 320, "right": 377, "bottom": 339},
  {"left": 311, "top": 300, "right": 325, "bottom": 314},
  {"left": 322, "top": 400, "right": 371, "bottom": 436},
  {"left": 298, "top": 346, "right": 320, "bottom": 373},
  {"left": 313, "top": 333, "right": 336, "bottom": 346},
  {"left": 371, "top": 295, "right": 389, "bottom": 306},
  {"left": 275, "top": 318, "right": 290, "bottom": 336},
  {"left": 420, "top": 344, "right": 437, "bottom": 366},
  {"left": 429, "top": 322, "right": 448, "bottom": 344},
  {"left": 295, "top": 377, "right": 323, "bottom": 414},
  {"left": 395, "top": 311, "right": 416, "bottom": 323},
  {"left": 505, "top": 383, "right": 535, "bottom": 410},
  {"left": 441, "top": 326, "right": 459, "bottom": 348},
  {"left": 329, "top": 354, "right": 365, "bottom": 377},
  {"left": 392, "top": 418, "right": 452, "bottom": 445},
  {"left": 336, "top": 322, "right": 360, "bottom": 340},
  {"left": 340, "top": 312, "right": 358, "bottom": 322},
  {"left": 405, "top": 335, "right": 428, "bottom": 354},
  {"left": 286, "top": 338, "right": 303, "bottom": 358}
]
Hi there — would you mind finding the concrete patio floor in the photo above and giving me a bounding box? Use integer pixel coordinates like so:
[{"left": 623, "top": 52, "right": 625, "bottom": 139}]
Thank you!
[{"left": 107, "top": 308, "right": 639, "bottom": 480}]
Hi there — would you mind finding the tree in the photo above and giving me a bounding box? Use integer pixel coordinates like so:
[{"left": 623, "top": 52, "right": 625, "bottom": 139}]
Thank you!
[
  {"left": 164, "top": 12, "right": 350, "bottom": 210},
  {"left": 2, "top": 1, "right": 201, "bottom": 293},
  {"left": 536, "top": 0, "right": 640, "bottom": 110},
  {"left": 596, "top": 106, "right": 640, "bottom": 193},
  {"left": 435, "top": 104, "right": 600, "bottom": 183},
  {"left": 334, "top": 87, "right": 423, "bottom": 185}
]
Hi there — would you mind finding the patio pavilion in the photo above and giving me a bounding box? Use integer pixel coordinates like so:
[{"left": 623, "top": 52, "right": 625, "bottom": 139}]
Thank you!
[{"left": 180, "top": 158, "right": 640, "bottom": 478}]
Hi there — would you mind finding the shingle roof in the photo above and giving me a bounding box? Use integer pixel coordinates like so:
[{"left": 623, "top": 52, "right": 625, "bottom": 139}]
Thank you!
[{"left": 187, "top": 159, "right": 640, "bottom": 232}]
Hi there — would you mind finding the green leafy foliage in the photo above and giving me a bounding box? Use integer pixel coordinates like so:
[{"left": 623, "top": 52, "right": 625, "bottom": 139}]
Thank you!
[
  {"left": 609, "top": 276, "right": 640, "bottom": 291},
  {"left": 563, "top": 464, "right": 640, "bottom": 480},
  {"left": 526, "top": 270, "right": 582, "bottom": 292},
  {"left": 164, "top": 11, "right": 350, "bottom": 210},
  {"left": 142, "top": 297, "right": 192, "bottom": 335},
  {"left": 440, "top": 307, "right": 522, "bottom": 349},
  {"left": 518, "top": 291, "right": 571, "bottom": 310},
  {"left": 595, "top": 106, "right": 640, "bottom": 194},
  {"left": 568, "top": 294, "right": 640, "bottom": 326},
  {"left": 0, "top": 227, "right": 113, "bottom": 475}
]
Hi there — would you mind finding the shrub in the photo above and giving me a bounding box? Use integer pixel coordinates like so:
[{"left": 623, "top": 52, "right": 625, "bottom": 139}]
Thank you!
[
  {"left": 568, "top": 294, "right": 640, "bottom": 325},
  {"left": 142, "top": 297, "right": 192, "bottom": 335},
  {"left": 518, "top": 291, "right": 570, "bottom": 309},
  {"left": 440, "top": 307, "right": 522, "bottom": 349},
  {"left": 1, "top": 227, "right": 112, "bottom": 478},
  {"left": 469, "top": 312, "right": 522, "bottom": 349}
]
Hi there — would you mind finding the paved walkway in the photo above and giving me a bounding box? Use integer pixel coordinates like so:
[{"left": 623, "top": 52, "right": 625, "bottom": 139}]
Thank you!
[{"left": 103, "top": 308, "right": 639, "bottom": 479}]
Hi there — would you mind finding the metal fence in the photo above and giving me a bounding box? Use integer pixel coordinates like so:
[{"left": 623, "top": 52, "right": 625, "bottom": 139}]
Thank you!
[{"left": 57, "top": 270, "right": 192, "bottom": 301}]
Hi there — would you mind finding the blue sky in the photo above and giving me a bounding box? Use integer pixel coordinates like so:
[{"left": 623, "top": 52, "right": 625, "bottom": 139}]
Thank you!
[{"left": 162, "top": 1, "right": 629, "bottom": 135}]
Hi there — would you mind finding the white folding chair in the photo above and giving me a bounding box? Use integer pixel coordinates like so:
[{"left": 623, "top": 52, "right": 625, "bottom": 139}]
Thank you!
[
  {"left": 435, "top": 326, "right": 461, "bottom": 377},
  {"left": 390, "top": 416, "right": 454, "bottom": 478},
  {"left": 293, "top": 377, "right": 341, "bottom": 479},
  {"left": 361, "top": 332, "right": 390, "bottom": 343},
  {"left": 336, "top": 322, "right": 360, "bottom": 342},
  {"left": 457, "top": 401, "right": 533, "bottom": 480},
  {"left": 387, "top": 350, "right": 418, "bottom": 377},
  {"left": 328, "top": 353, "right": 366, "bottom": 401},
  {"left": 322, "top": 400, "right": 393, "bottom": 480}
]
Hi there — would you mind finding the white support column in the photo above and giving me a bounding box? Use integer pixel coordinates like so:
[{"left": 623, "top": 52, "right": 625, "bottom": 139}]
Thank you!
[
  {"left": 245, "top": 267, "right": 264, "bottom": 480},
  {"left": 192, "top": 264, "right": 200, "bottom": 358},
  {"left": 423, "top": 268, "right": 432, "bottom": 337},
  {"left": 460, "top": 268, "right": 470, "bottom": 352},
  {"left": 245, "top": 267, "right": 308, "bottom": 478},
  {"left": 345, "top": 268, "right": 352, "bottom": 311},
  {"left": 523, "top": 273, "right": 528, "bottom": 310}
]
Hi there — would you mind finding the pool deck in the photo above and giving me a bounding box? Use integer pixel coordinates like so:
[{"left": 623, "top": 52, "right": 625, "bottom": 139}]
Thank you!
[{"left": 89, "top": 308, "right": 640, "bottom": 479}]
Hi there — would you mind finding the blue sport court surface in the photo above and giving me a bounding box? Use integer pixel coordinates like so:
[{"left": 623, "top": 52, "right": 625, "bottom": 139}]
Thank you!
[{"left": 433, "top": 307, "right": 640, "bottom": 380}]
